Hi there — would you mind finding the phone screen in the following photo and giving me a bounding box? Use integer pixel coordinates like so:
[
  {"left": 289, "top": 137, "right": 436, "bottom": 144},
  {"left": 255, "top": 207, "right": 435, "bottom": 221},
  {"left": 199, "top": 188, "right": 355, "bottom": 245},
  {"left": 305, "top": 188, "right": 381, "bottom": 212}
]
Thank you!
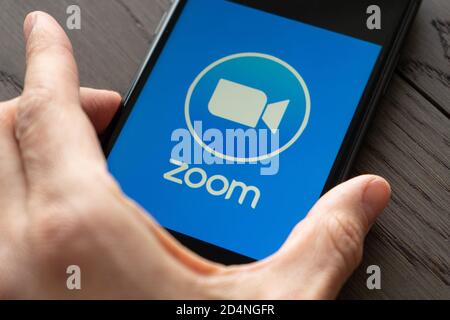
[{"left": 106, "top": 0, "right": 408, "bottom": 262}]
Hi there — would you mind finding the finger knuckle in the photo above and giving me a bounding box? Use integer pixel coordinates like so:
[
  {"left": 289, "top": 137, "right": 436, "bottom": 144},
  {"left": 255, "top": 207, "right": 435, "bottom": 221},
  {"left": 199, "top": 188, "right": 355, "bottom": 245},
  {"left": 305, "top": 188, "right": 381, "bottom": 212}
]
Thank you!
[
  {"left": 326, "top": 212, "right": 364, "bottom": 270},
  {"left": 17, "top": 87, "right": 54, "bottom": 136},
  {"left": 28, "top": 192, "right": 108, "bottom": 261},
  {"left": 27, "top": 40, "right": 73, "bottom": 62},
  {"left": 19, "top": 86, "right": 53, "bottom": 112},
  {"left": 30, "top": 205, "right": 83, "bottom": 250}
]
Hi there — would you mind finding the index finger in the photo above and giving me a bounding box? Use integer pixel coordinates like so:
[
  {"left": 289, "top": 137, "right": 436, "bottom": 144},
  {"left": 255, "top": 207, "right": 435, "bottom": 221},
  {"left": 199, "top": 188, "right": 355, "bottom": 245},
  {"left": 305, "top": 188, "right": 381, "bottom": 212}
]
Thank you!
[
  {"left": 23, "top": 11, "right": 79, "bottom": 105},
  {"left": 17, "top": 12, "right": 106, "bottom": 195}
]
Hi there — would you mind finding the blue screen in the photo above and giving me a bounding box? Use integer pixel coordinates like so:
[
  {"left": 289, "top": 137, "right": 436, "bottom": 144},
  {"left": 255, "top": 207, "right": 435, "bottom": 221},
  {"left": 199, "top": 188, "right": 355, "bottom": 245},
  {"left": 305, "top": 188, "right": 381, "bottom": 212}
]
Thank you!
[{"left": 108, "top": 0, "right": 381, "bottom": 260}]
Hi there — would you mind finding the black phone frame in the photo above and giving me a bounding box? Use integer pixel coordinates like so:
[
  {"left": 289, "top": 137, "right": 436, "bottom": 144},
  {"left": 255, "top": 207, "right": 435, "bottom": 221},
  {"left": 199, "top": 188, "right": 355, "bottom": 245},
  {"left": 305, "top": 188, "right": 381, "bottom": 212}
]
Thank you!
[{"left": 102, "top": 0, "right": 422, "bottom": 265}]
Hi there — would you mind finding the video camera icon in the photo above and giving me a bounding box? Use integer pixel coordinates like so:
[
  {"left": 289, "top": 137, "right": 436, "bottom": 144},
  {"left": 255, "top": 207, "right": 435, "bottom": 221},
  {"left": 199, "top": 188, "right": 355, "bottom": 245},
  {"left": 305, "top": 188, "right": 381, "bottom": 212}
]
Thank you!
[
  {"left": 208, "top": 79, "right": 290, "bottom": 134},
  {"left": 185, "top": 53, "right": 310, "bottom": 162}
]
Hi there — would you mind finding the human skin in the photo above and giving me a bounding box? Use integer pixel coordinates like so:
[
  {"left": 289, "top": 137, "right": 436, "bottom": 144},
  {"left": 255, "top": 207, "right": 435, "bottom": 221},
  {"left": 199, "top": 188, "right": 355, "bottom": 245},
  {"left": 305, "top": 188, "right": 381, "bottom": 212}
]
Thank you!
[{"left": 0, "top": 12, "right": 391, "bottom": 299}]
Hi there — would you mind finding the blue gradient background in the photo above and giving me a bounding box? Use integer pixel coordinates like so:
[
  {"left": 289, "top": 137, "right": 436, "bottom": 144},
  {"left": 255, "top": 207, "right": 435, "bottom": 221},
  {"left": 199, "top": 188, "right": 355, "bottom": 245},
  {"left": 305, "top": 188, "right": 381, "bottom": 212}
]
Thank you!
[{"left": 108, "top": 0, "right": 381, "bottom": 259}]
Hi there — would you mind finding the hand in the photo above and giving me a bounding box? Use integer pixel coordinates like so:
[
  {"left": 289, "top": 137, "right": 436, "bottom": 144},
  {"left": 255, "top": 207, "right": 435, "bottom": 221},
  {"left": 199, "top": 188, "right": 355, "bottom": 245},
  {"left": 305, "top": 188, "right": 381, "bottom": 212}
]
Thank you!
[{"left": 0, "top": 12, "right": 391, "bottom": 299}]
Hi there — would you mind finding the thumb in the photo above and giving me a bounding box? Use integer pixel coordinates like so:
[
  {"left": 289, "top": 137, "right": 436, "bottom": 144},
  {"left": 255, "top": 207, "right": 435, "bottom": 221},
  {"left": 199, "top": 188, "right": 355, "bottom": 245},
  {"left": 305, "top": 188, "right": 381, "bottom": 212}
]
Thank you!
[{"left": 255, "top": 175, "right": 391, "bottom": 299}]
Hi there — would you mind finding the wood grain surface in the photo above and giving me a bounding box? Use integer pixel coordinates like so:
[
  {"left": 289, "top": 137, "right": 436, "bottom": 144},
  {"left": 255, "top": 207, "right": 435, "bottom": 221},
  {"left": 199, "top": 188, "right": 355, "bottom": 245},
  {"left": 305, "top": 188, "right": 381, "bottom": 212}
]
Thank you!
[
  {"left": 399, "top": 0, "right": 450, "bottom": 115},
  {"left": 0, "top": 0, "right": 448, "bottom": 299}
]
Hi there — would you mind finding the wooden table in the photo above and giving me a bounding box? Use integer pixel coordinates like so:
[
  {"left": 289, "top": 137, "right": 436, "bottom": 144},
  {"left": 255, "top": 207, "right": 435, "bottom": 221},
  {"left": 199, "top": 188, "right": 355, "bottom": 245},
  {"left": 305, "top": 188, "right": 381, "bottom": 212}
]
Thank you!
[{"left": 0, "top": 0, "right": 448, "bottom": 299}]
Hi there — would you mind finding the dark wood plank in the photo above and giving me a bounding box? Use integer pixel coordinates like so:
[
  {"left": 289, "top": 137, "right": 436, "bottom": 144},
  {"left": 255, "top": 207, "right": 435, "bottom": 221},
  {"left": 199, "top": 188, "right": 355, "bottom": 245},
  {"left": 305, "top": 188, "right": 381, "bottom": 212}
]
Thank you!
[
  {"left": 399, "top": 0, "right": 450, "bottom": 115},
  {"left": 342, "top": 76, "right": 450, "bottom": 299},
  {"left": 0, "top": 0, "right": 448, "bottom": 299},
  {"left": 0, "top": 0, "right": 168, "bottom": 100}
]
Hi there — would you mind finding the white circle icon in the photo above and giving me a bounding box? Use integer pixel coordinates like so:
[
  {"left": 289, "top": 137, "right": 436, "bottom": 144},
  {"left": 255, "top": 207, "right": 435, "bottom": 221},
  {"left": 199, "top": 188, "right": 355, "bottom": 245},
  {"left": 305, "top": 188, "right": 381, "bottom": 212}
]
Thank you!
[{"left": 185, "top": 52, "right": 311, "bottom": 163}]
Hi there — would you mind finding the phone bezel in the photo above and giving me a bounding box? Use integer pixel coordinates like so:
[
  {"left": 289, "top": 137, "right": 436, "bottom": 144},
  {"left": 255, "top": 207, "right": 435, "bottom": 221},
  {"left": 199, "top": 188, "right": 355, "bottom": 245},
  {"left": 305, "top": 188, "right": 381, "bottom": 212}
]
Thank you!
[{"left": 101, "top": 0, "right": 422, "bottom": 265}]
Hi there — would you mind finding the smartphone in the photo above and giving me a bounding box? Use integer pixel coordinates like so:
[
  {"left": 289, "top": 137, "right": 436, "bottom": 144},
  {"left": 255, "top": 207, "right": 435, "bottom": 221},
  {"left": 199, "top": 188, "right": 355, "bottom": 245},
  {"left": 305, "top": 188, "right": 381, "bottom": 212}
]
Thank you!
[{"left": 103, "top": 0, "right": 421, "bottom": 264}]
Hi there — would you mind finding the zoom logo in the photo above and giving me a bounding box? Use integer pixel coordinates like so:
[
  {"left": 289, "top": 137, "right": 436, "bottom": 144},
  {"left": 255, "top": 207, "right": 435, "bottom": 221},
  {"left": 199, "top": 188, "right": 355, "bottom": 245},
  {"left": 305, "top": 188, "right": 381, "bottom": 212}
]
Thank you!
[
  {"left": 185, "top": 53, "right": 311, "bottom": 163},
  {"left": 209, "top": 79, "right": 290, "bottom": 134}
]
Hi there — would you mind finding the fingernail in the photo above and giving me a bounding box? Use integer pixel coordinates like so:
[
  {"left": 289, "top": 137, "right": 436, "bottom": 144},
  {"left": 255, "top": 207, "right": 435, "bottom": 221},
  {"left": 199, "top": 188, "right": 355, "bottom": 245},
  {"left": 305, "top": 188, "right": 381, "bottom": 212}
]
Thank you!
[
  {"left": 24, "top": 12, "right": 38, "bottom": 41},
  {"left": 362, "top": 177, "right": 391, "bottom": 225}
]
